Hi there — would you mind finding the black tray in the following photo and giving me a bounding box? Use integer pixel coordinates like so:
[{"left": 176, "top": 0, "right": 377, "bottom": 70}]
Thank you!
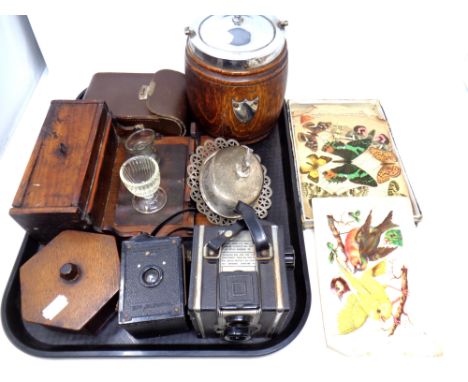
[{"left": 1, "top": 107, "right": 311, "bottom": 357}]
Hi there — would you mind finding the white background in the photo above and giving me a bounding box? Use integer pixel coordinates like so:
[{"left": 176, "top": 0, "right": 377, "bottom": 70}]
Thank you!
[
  {"left": 0, "top": 16, "right": 45, "bottom": 156},
  {"left": 1, "top": 0, "right": 467, "bottom": 381}
]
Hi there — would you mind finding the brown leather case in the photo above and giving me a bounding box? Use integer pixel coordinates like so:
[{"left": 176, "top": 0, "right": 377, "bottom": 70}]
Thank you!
[
  {"left": 10, "top": 100, "right": 118, "bottom": 242},
  {"left": 20, "top": 230, "right": 119, "bottom": 332},
  {"left": 83, "top": 70, "right": 189, "bottom": 136}
]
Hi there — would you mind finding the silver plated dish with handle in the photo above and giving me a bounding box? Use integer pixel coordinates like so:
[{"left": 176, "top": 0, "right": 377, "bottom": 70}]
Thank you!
[{"left": 187, "top": 137, "right": 272, "bottom": 225}]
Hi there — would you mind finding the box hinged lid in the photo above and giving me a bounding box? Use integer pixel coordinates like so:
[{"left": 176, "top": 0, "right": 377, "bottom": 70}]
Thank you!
[{"left": 12, "top": 100, "right": 111, "bottom": 215}]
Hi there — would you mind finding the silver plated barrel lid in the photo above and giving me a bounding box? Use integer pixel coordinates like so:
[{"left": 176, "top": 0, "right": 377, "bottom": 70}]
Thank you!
[{"left": 185, "top": 15, "right": 287, "bottom": 69}]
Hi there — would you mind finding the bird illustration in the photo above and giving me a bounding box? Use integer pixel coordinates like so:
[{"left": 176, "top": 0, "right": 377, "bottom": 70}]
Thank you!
[
  {"left": 337, "top": 260, "right": 393, "bottom": 334},
  {"left": 344, "top": 210, "right": 397, "bottom": 271}
]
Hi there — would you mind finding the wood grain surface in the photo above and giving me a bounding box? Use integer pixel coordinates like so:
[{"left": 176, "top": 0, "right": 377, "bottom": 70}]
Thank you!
[
  {"left": 10, "top": 100, "right": 115, "bottom": 242},
  {"left": 98, "top": 136, "right": 195, "bottom": 237},
  {"left": 20, "top": 230, "right": 119, "bottom": 331},
  {"left": 185, "top": 46, "right": 288, "bottom": 143}
]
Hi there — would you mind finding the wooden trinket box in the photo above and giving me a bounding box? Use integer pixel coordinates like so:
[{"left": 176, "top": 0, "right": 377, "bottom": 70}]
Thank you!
[
  {"left": 10, "top": 100, "right": 117, "bottom": 243},
  {"left": 20, "top": 230, "right": 120, "bottom": 332}
]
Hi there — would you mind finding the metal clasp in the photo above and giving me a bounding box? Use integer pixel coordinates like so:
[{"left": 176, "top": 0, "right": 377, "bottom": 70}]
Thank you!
[{"left": 138, "top": 80, "right": 155, "bottom": 100}]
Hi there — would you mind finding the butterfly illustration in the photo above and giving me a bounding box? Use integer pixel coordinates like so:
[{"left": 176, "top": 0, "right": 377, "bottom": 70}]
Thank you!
[
  {"left": 321, "top": 131, "right": 378, "bottom": 187},
  {"left": 327, "top": 124, "right": 350, "bottom": 140},
  {"left": 297, "top": 121, "right": 330, "bottom": 151},
  {"left": 368, "top": 147, "right": 401, "bottom": 184},
  {"left": 300, "top": 154, "right": 332, "bottom": 183},
  {"left": 387, "top": 180, "right": 406, "bottom": 196},
  {"left": 344, "top": 125, "right": 369, "bottom": 140},
  {"left": 302, "top": 183, "right": 369, "bottom": 203}
]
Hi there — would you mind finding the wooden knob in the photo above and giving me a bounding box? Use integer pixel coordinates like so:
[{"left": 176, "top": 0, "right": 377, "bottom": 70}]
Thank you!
[{"left": 60, "top": 263, "right": 80, "bottom": 281}]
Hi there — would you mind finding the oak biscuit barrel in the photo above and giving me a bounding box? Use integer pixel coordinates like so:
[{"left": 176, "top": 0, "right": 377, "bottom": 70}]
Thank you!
[{"left": 185, "top": 15, "right": 288, "bottom": 144}]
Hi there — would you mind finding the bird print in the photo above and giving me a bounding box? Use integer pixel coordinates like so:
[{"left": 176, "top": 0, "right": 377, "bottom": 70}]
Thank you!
[
  {"left": 344, "top": 210, "right": 398, "bottom": 271},
  {"left": 337, "top": 260, "right": 393, "bottom": 334}
]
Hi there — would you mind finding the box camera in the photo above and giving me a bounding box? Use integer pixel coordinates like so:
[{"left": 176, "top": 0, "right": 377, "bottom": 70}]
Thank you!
[
  {"left": 188, "top": 221, "right": 293, "bottom": 342},
  {"left": 118, "top": 234, "right": 188, "bottom": 337}
]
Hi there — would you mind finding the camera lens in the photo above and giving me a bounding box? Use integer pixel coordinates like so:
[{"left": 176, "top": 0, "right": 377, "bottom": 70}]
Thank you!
[
  {"left": 224, "top": 325, "right": 251, "bottom": 342},
  {"left": 141, "top": 266, "right": 163, "bottom": 287},
  {"left": 223, "top": 315, "right": 252, "bottom": 342}
]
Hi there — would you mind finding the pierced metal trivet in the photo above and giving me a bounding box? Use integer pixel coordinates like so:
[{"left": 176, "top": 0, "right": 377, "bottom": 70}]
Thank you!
[{"left": 187, "top": 137, "right": 272, "bottom": 225}]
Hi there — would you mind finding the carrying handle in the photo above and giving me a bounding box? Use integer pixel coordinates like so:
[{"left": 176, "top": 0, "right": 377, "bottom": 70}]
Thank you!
[
  {"left": 206, "top": 221, "right": 245, "bottom": 254},
  {"left": 234, "top": 201, "right": 270, "bottom": 253}
]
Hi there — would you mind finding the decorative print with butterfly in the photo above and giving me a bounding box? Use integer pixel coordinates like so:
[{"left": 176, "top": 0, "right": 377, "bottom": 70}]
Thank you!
[{"left": 288, "top": 100, "right": 421, "bottom": 227}]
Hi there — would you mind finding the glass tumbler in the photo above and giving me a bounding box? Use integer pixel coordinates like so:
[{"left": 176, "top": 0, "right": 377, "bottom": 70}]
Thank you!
[
  {"left": 125, "top": 128, "right": 160, "bottom": 163},
  {"left": 119, "top": 155, "right": 167, "bottom": 214}
]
